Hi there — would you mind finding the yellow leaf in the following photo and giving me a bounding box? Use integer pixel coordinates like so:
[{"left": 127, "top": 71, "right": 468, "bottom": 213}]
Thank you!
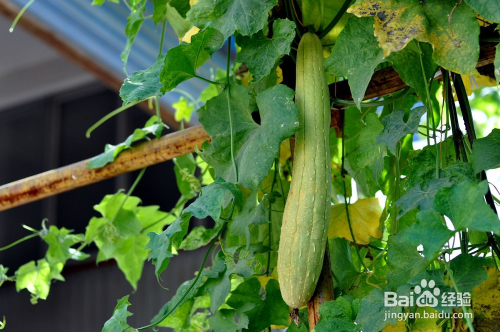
[
  {"left": 279, "top": 139, "right": 291, "bottom": 164},
  {"left": 382, "top": 320, "right": 405, "bottom": 332},
  {"left": 181, "top": 26, "right": 200, "bottom": 44},
  {"left": 460, "top": 74, "right": 497, "bottom": 96},
  {"left": 257, "top": 276, "right": 272, "bottom": 289},
  {"left": 276, "top": 66, "right": 283, "bottom": 84},
  {"left": 189, "top": 0, "right": 198, "bottom": 6},
  {"left": 328, "top": 198, "right": 382, "bottom": 244},
  {"left": 472, "top": 266, "right": 500, "bottom": 319},
  {"left": 411, "top": 307, "right": 440, "bottom": 332},
  {"left": 240, "top": 71, "right": 252, "bottom": 87}
]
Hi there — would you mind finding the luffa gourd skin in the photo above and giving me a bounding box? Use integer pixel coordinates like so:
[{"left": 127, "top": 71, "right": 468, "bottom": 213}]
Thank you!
[{"left": 277, "top": 32, "right": 332, "bottom": 309}]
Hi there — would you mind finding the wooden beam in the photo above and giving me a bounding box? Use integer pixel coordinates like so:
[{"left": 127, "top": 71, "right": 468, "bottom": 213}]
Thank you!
[
  {"left": 0, "top": 126, "right": 209, "bottom": 211},
  {"left": 330, "top": 42, "right": 498, "bottom": 103},
  {"left": 0, "top": 0, "right": 178, "bottom": 128}
]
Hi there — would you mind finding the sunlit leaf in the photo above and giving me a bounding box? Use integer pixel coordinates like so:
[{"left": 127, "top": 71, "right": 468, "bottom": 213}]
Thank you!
[
  {"left": 348, "top": 0, "right": 480, "bottom": 75},
  {"left": 236, "top": 19, "right": 295, "bottom": 82},
  {"left": 471, "top": 128, "right": 500, "bottom": 174},
  {"left": 324, "top": 17, "right": 384, "bottom": 109},
  {"left": 187, "top": 0, "right": 278, "bottom": 40},
  {"left": 102, "top": 295, "right": 133, "bottom": 332},
  {"left": 328, "top": 198, "right": 382, "bottom": 245},
  {"left": 198, "top": 83, "right": 300, "bottom": 189}
]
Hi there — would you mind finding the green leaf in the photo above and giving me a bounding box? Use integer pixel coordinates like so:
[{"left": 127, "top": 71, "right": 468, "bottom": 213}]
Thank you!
[
  {"left": 408, "top": 269, "right": 455, "bottom": 312},
  {"left": 396, "top": 178, "right": 452, "bottom": 217},
  {"left": 464, "top": 0, "right": 500, "bottom": 22},
  {"left": 186, "top": 178, "right": 242, "bottom": 220},
  {"left": 153, "top": 275, "right": 209, "bottom": 325},
  {"left": 43, "top": 226, "right": 87, "bottom": 265},
  {"left": 121, "top": 0, "right": 147, "bottom": 73},
  {"left": 315, "top": 297, "right": 359, "bottom": 332},
  {"left": 301, "top": 0, "right": 323, "bottom": 31},
  {"left": 400, "top": 210, "right": 454, "bottom": 259},
  {"left": 152, "top": 0, "right": 168, "bottom": 23},
  {"left": 471, "top": 128, "right": 500, "bottom": 174},
  {"left": 179, "top": 224, "right": 222, "bottom": 250},
  {"left": 388, "top": 41, "right": 438, "bottom": 99},
  {"left": 198, "top": 83, "right": 300, "bottom": 189},
  {"left": 102, "top": 295, "right": 133, "bottom": 332},
  {"left": 208, "top": 307, "right": 250, "bottom": 332},
  {"left": 324, "top": 17, "right": 384, "bottom": 109},
  {"left": 92, "top": 0, "right": 119, "bottom": 6},
  {"left": 160, "top": 27, "right": 224, "bottom": 93},
  {"left": 329, "top": 238, "right": 360, "bottom": 292},
  {"left": 87, "top": 119, "right": 165, "bottom": 169},
  {"left": 0, "top": 265, "right": 9, "bottom": 288},
  {"left": 112, "top": 234, "right": 150, "bottom": 289},
  {"left": 86, "top": 193, "right": 171, "bottom": 288},
  {"left": 355, "top": 288, "right": 400, "bottom": 332},
  {"left": 146, "top": 212, "right": 191, "bottom": 278},
  {"left": 173, "top": 97, "right": 195, "bottom": 122},
  {"left": 386, "top": 234, "right": 430, "bottom": 290},
  {"left": 434, "top": 180, "right": 500, "bottom": 234},
  {"left": 187, "top": 0, "right": 278, "bottom": 40},
  {"left": 146, "top": 179, "right": 241, "bottom": 277},
  {"left": 226, "top": 278, "right": 289, "bottom": 331},
  {"left": 349, "top": 113, "right": 386, "bottom": 180},
  {"left": 450, "top": 254, "right": 489, "bottom": 293},
  {"left": 376, "top": 106, "right": 426, "bottom": 154},
  {"left": 158, "top": 300, "right": 193, "bottom": 329},
  {"left": 349, "top": 0, "right": 480, "bottom": 75},
  {"left": 166, "top": 3, "right": 193, "bottom": 38},
  {"left": 203, "top": 250, "right": 258, "bottom": 313},
  {"left": 16, "top": 259, "right": 52, "bottom": 301},
  {"left": 120, "top": 55, "right": 165, "bottom": 104},
  {"left": 170, "top": 0, "right": 190, "bottom": 18},
  {"left": 174, "top": 153, "right": 199, "bottom": 199},
  {"left": 236, "top": 19, "right": 295, "bottom": 82},
  {"left": 230, "top": 191, "right": 269, "bottom": 245}
]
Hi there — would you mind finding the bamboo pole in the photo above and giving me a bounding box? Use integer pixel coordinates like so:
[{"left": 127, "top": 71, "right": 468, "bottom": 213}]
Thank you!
[
  {"left": 0, "top": 126, "right": 209, "bottom": 211},
  {"left": 307, "top": 242, "right": 335, "bottom": 330}
]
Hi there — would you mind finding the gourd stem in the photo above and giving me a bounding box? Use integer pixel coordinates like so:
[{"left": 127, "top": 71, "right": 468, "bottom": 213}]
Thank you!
[
  {"left": 341, "top": 110, "right": 368, "bottom": 271},
  {"left": 317, "top": 0, "right": 352, "bottom": 39},
  {"left": 226, "top": 36, "right": 238, "bottom": 183}
]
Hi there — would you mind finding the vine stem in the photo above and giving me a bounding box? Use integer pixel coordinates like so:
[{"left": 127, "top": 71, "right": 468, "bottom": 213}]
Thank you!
[
  {"left": 86, "top": 100, "right": 142, "bottom": 137},
  {"left": 317, "top": 0, "right": 352, "bottom": 39},
  {"left": 193, "top": 75, "right": 225, "bottom": 85},
  {"left": 158, "top": 21, "right": 166, "bottom": 57},
  {"left": 226, "top": 36, "right": 238, "bottom": 183},
  {"left": 136, "top": 224, "right": 227, "bottom": 331},
  {"left": 0, "top": 232, "right": 39, "bottom": 251},
  {"left": 332, "top": 86, "right": 411, "bottom": 108},
  {"left": 416, "top": 41, "right": 439, "bottom": 180},
  {"left": 110, "top": 167, "right": 146, "bottom": 223},
  {"left": 341, "top": 110, "right": 367, "bottom": 271},
  {"left": 8, "top": 0, "right": 35, "bottom": 32},
  {"left": 451, "top": 73, "right": 500, "bottom": 258}
]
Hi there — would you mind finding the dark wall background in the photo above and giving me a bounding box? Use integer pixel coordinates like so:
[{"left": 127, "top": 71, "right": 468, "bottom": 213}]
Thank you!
[{"left": 0, "top": 83, "right": 205, "bottom": 331}]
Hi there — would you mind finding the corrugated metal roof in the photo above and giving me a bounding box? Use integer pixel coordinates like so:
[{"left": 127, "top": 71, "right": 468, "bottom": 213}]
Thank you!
[{"left": 9, "top": 0, "right": 231, "bottom": 120}]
